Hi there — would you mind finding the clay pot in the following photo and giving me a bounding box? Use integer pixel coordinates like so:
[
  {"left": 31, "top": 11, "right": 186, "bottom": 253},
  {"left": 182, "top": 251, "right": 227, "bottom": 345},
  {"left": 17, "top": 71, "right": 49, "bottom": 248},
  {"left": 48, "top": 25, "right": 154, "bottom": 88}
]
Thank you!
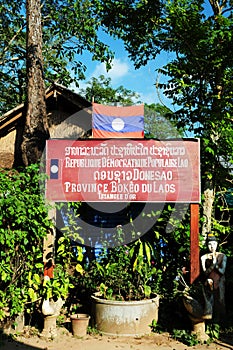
[{"left": 70, "top": 313, "right": 90, "bottom": 337}]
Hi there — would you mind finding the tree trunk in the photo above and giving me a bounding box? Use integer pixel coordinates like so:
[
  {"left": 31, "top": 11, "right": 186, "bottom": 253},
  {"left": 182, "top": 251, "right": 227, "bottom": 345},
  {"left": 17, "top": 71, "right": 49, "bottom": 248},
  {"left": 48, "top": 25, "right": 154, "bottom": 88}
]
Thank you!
[
  {"left": 21, "top": 0, "right": 49, "bottom": 166},
  {"left": 202, "top": 187, "right": 215, "bottom": 236}
]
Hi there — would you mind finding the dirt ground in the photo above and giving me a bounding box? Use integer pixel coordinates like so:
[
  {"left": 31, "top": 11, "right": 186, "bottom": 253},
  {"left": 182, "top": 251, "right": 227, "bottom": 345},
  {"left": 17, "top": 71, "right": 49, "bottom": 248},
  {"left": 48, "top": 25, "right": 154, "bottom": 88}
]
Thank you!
[{"left": 1, "top": 326, "right": 233, "bottom": 350}]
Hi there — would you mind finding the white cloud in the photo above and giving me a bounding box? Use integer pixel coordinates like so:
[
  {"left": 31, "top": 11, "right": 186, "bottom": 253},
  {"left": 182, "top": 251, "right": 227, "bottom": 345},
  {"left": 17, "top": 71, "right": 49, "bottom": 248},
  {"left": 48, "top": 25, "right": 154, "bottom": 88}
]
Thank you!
[{"left": 92, "top": 58, "right": 129, "bottom": 82}]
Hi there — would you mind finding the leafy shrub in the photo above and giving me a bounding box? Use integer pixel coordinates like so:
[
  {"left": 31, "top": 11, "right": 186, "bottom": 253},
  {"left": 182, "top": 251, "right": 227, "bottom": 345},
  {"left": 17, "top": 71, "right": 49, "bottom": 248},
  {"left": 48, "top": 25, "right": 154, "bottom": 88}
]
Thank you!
[
  {"left": 74, "top": 226, "right": 162, "bottom": 301},
  {"left": 0, "top": 164, "right": 52, "bottom": 322},
  {"left": 171, "top": 329, "right": 200, "bottom": 346}
]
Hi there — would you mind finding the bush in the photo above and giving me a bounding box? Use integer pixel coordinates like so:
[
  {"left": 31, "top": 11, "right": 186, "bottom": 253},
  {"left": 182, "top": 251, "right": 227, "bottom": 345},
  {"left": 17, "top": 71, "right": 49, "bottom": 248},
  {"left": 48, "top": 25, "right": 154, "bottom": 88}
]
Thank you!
[{"left": 0, "top": 164, "right": 52, "bottom": 322}]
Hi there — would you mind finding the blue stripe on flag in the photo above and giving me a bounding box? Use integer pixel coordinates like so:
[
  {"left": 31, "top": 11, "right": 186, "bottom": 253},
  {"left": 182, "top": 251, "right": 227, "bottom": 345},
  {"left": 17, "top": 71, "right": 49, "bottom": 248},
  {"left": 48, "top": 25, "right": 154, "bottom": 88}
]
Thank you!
[{"left": 93, "top": 114, "right": 144, "bottom": 133}]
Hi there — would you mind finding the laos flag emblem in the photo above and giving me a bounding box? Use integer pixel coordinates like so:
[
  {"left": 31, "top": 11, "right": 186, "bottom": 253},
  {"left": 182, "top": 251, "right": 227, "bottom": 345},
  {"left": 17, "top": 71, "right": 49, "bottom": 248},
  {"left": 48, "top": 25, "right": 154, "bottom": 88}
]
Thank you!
[{"left": 92, "top": 103, "right": 144, "bottom": 138}]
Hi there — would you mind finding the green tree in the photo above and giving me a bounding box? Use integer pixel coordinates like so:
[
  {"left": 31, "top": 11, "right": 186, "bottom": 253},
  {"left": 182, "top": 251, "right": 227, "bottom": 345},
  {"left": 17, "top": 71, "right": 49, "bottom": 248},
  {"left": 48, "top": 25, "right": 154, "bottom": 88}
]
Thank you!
[
  {"left": 144, "top": 103, "right": 183, "bottom": 139},
  {"left": 80, "top": 74, "right": 140, "bottom": 104},
  {"left": 0, "top": 0, "right": 115, "bottom": 165},
  {"left": 99, "top": 0, "right": 233, "bottom": 236},
  {"left": 0, "top": 1, "right": 27, "bottom": 113},
  {"left": 0, "top": 0, "right": 114, "bottom": 115}
]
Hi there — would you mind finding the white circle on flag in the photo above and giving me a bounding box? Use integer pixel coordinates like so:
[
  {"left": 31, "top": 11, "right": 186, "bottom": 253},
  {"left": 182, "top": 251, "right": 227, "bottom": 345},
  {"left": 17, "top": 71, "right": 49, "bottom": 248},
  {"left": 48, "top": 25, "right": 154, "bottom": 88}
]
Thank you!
[
  {"left": 51, "top": 165, "right": 59, "bottom": 173},
  {"left": 112, "top": 118, "right": 125, "bottom": 131}
]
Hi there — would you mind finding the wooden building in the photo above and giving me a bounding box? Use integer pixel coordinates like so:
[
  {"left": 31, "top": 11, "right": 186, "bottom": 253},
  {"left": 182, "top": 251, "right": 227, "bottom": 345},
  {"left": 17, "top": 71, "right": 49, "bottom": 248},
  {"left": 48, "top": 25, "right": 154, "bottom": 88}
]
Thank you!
[{"left": 0, "top": 83, "right": 91, "bottom": 169}]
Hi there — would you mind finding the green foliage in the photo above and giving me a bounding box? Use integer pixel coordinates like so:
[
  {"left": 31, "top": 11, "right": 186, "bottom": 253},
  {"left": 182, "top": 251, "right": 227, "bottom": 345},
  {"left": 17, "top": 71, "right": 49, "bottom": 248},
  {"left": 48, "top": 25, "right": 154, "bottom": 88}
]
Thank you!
[
  {"left": 76, "top": 226, "right": 162, "bottom": 301},
  {"left": 0, "top": 164, "right": 52, "bottom": 321},
  {"left": 0, "top": 1, "right": 114, "bottom": 114},
  {"left": 42, "top": 234, "right": 84, "bottom": 301},
  {"left": 142, "top": 205, "right": 192, "bottom": 297},
  {"left": 0, "top": 167, "right": 84, "bottom": 323},
  {"left": 206, "top": 322, "right": 221, "bottom": 340},
  {"left": 101, "top": 0, "right": 233, "bottom": 143},
  {"left": 171, "top": 329, "right": 200, "bottom": 346},
  {"left": 144, "top": 103, "right": 183, "bottom": 139},
  {"left": 149, "top": 319, "right": 163, "bottom": 333},
  {"left": 79, "top": 75, "right": 140, "bottom": 105},
  {"left": 87, "top": 325, "right": 101, "bottom": 335},
  {"left": 58, "top": 202, "right": 84, "bottom": 247},
  {"left": 73, "top": 205, "right": 193, "bottom": 304}
]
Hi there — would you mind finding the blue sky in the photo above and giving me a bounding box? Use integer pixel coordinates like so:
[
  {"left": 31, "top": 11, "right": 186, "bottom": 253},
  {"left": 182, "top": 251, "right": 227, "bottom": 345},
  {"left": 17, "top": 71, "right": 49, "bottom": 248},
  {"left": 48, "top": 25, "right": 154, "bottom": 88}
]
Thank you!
[
  {"left": 74, "top": 3, "right": 214, "bottom": 111},
  {"left": 75, "top": 32, "right": 175, "bottom": 110}
]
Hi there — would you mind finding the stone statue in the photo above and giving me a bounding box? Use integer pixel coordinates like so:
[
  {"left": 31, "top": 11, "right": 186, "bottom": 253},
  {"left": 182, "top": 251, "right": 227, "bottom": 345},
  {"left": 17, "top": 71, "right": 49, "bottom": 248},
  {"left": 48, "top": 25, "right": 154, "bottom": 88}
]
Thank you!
[{"left": 201, "top": 234, "right": 227, "bottom": 323}]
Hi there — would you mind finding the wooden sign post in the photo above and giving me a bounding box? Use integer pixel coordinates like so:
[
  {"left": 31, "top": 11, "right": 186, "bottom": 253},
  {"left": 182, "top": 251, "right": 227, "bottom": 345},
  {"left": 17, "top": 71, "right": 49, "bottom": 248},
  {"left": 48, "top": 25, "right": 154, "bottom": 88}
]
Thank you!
[
  {"left": 190, "top": 203, "right": 200, "bottom": 284},
  {"left": 43, "top": 204, "right": 56, "bottom": 279}
]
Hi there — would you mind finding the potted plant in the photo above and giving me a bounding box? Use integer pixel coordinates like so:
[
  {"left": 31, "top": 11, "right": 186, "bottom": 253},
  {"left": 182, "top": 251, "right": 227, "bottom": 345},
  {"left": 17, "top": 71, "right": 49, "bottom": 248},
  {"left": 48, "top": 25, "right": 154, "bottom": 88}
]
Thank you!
[
  {"left": 40, "top": 235, "right": 83, "bottom": 338},
  {"left": 77, "top": 226, "right": 161, "bottom": 336}
]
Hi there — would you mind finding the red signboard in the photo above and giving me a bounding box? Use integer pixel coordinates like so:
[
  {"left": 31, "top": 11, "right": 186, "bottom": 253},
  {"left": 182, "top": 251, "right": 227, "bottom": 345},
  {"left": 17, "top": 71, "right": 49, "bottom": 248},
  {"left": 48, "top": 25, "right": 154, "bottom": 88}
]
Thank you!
[{"left": 45, "top": 138, "right": 200, "bottom": 203}]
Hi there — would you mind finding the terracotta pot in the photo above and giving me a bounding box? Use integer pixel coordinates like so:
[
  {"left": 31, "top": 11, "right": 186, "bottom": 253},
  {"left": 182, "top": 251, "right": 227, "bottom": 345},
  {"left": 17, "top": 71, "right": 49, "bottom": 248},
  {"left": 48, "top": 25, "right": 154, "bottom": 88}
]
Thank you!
[{"left": 70, "top": 313, "right": 90, "bottom": 337}]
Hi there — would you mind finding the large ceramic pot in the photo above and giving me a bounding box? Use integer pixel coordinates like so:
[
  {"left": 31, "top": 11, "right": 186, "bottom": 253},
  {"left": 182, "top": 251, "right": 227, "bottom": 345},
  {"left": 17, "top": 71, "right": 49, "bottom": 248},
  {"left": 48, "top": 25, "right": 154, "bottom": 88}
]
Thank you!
[{"left": 91, "top": 293, "right": 159, "bottom": 336}]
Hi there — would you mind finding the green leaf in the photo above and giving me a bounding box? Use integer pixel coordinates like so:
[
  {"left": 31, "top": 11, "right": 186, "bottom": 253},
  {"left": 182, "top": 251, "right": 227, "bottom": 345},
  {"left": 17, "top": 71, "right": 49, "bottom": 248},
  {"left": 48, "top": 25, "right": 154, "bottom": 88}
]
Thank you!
[
  {"left": 75, "top": 263, "right": 84, "bottom": 275},
  {"left": 28, "top": 288, "right": 38, "bottom": 302},
  {"left": 1, "top": 271, "right": 7, "bottom": 281},
  {"left": 144, "top": 242, "right": 151, "bottom": 264},
  {"left": 144, "top": 285, "right": 151, "bottom": 298}
]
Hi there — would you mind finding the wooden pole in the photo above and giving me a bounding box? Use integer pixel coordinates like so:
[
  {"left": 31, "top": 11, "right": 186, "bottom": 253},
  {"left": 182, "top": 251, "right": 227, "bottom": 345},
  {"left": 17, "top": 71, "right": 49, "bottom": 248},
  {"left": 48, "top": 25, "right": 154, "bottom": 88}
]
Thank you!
[
  {"left": 190, "top": 203, "right": 200, "bottom": 284},
  {"left": 43, "top": 203, "right": 56, "bottom": 279}
]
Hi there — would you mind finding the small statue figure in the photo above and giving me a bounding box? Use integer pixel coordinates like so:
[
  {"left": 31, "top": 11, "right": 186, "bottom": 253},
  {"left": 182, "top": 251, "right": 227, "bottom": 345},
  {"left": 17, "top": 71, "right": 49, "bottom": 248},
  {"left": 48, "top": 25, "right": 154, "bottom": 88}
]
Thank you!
[
  {"left": 201, "top": 233, "right": 227, "bottom": 323},
  {"left": 179, "top": 268, "right": 213, "bottom": 341}
]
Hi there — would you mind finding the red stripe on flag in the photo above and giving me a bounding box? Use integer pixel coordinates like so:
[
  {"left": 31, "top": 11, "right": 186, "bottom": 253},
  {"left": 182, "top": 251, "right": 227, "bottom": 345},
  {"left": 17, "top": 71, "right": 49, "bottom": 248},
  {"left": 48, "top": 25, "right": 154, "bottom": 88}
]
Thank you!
[
  {"left": 93, "top": 103, "right": 144, "bottom": 117},
  {"left": 92, "top": 129, "right": 144, "bottom": 138}
]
